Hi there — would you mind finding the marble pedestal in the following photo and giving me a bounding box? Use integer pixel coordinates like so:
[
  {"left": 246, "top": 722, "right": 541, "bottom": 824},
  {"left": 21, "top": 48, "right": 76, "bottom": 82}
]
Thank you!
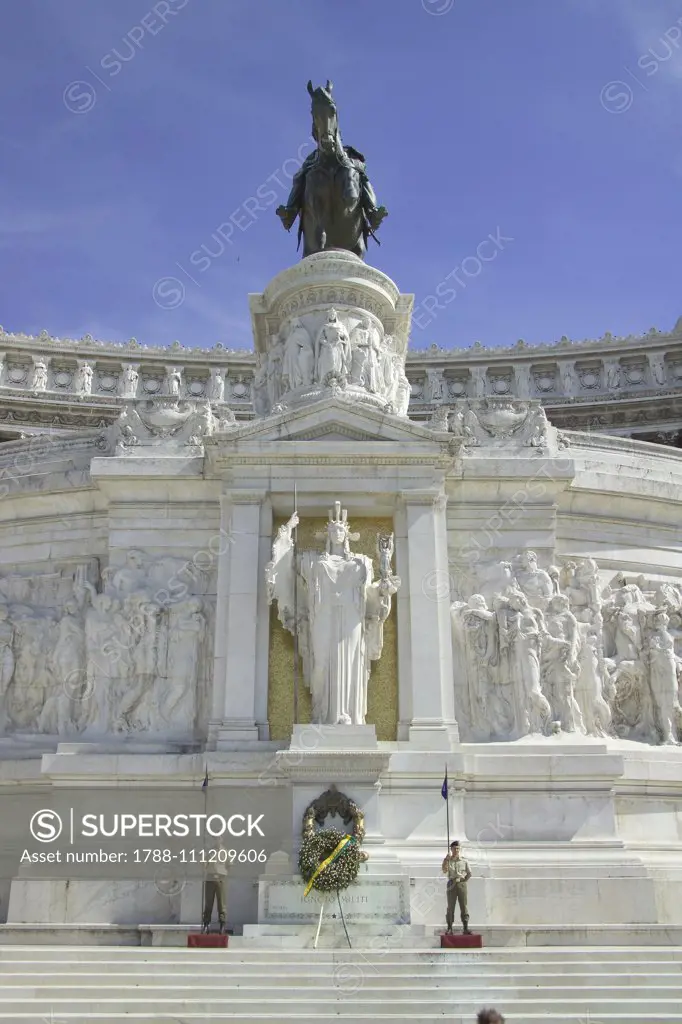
[
  {"left": 289, "top": 724, "right": 378, "bottom": 749},
  {"left": 258, "top": 872, "right": 411, "bottom": 926}
]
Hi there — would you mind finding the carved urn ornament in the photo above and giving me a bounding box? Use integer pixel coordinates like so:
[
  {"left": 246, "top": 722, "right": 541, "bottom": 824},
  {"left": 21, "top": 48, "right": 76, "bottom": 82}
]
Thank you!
[{"left": 298, "top": 784, "right": 367, "bottom": 897}]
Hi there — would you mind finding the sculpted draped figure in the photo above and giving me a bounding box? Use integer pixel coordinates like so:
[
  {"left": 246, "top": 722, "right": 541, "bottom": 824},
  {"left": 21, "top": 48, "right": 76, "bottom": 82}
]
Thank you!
[
  {"left": 281, "top": 318, "right": 314, "bottom": 390},
  {"left": 252, "top": 310, "right": 411, "bottom": 418},
  {"left": 266, "top": 502, "right": 400, "bottom": 725},
  {"left": 451, "top": 552, "right": 682, "bottom": 745},
  {"left": 315, "top": 309, "right": 351, "bottom": 382},
  {"left": 0, "top": 554, "right": 209, "bottom": 741}
]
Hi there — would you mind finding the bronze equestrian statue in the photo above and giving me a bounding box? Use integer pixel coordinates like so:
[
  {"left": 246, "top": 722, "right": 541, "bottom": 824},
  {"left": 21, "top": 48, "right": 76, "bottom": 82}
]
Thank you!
[{"left": 276, "top": 81, "right": 388, "bottom": 260}]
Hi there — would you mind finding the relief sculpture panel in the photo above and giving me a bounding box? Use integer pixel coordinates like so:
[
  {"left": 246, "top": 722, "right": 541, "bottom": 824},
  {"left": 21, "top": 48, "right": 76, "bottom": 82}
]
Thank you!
[
  {"left": 451, "top": 553, "right": 682, "bottom": 746},
  {"left": 0, "top": 552, "right": 213, "bottom": 743}
]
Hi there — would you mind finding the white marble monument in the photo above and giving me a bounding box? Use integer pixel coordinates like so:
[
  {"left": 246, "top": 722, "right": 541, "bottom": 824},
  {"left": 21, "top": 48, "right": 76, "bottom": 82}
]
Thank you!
[{"left": 0, "top": 251, "right": 680, "bottom": 942}]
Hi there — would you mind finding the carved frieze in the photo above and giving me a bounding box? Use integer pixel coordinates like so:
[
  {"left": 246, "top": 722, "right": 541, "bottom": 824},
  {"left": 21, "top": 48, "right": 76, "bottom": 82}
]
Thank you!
[
  {"left": 450, "top": 553, "right": 682, "bottom": 746},
  {"left": 0, "top": 316, "right": 679, "bottom": 438},
  {"left": 0, "top": 553, "right": 211, "bottom": 741}
]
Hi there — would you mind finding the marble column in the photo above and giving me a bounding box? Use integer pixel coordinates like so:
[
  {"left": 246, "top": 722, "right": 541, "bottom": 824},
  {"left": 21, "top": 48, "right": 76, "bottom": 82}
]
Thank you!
[
  {"left": 211, "top": 489, "right": 266, "bottom": 747},
  {"left": 399, "top": 490, "right": 458, "bottom": 749},
  {"left": 254, "top": 498, "right": 273, "bottom": 739},
  {"left": 394, "top": 500, "right": 412, "bottom": 741}
]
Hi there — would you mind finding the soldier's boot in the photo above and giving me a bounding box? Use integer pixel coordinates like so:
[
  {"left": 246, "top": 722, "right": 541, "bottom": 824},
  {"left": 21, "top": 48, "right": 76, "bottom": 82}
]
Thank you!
[
  {"left": 462, "top": 914, "right": 471, "bottom": 935},
  {"left": 218, "top": 920, "right": 226, "bottom": 935}
]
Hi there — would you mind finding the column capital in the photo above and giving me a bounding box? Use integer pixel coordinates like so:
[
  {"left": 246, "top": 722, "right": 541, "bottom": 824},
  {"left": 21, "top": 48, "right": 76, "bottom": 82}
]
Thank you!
[
  {"left": 398, "top": 489, "right": 446, "bottom": 510},
  {"left": 222, "top": 488, "right": 269, "bottom": 505}
]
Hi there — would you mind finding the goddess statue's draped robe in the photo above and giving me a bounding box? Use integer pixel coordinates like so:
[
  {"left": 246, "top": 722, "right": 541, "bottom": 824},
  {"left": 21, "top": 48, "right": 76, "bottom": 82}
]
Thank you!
[{"left": 266, "top": 529, "right": 392, "bottom": 725}]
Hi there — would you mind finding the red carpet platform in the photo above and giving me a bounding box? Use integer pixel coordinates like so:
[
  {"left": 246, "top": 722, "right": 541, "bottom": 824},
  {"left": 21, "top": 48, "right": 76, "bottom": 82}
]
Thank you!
[
  {"left": 440, "top": 932, "right": 483, "bottom": 948},
  {"left": 187, "top": 933, "right": 229, "bottom": 948}
]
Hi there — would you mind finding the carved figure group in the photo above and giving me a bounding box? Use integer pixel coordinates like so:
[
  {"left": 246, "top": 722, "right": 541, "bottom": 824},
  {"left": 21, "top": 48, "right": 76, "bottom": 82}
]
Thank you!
[
  {"left": 0, "top": 555, "right": 208, "bottom": 741},
  {"left": 448, "top": 399, "right": 551, "bottom": 450},
  {"left": 110, "top": 398, "right": 229, "bottom": 453},
  {"left": 254, "top": 312, "right": 409, "bottom": 417},
  {"left": 451, "top": 554, "right": 682, "bottom": 745}
]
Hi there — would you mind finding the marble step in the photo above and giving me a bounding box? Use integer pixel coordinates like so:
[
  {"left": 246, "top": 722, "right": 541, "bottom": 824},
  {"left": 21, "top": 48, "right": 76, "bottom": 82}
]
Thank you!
[
  {"left": 2, "top": 944, "right": 682, "bottom": 959},
  {"left": 3, "top": 983, "right": 681, "bottom": 1002},
  {"left": 0, "top": 1018, "right": 680, "bottom": 1024},
  {"left": 3, "top": 952, "right": 682, "bottom": 970},
  {"left": 0, "top": 1015, "right": 675, "bottom": 1024},
  {"left": 2, "top": 967, "right": 680, "bottom": 983},
  {"left": 1, "top": 996, "right": 681, "bottom": 1016},
  {"left": 4, "top": 922, "right": 682, "bottom": 948},
  {"left": 1, "top": 946, "right": 681, "bottom": 1023}
]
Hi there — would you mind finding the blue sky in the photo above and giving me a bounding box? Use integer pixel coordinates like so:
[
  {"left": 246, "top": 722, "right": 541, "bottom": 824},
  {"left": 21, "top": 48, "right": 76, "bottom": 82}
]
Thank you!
[{"left": 1, "top": 0, "right": 682, "bottom": 351}]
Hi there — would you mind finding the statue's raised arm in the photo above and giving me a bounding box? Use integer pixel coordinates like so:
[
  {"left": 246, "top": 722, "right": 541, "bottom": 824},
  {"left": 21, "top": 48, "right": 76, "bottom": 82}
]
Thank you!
[{"left": 265, "top": 512, "right": 300, "bottom": 634}]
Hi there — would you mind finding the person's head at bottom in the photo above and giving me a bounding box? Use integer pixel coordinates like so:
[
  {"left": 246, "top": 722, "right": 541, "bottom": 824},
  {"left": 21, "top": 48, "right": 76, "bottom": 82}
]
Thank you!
[{"left": 477, "top": 1010, "right": 505, "bottom": 1024}]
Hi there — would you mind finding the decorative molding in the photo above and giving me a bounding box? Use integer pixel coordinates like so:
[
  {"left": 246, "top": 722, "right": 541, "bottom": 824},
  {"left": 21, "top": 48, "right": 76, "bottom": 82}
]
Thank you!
[
  {"left": 560, "top": 428, "right": 682, "bottom": 463},
  {"left": 225, "top": 489, "right": 269, "bottom": 505},
  {"left": 274, "top": 749, "right": 389, "bottom": 781},
  {"left": 0, "top": 323, "right": 679, "bottom": 439},
  {"left": 398, "top": 489, "right": 447, "bottom": 507}
]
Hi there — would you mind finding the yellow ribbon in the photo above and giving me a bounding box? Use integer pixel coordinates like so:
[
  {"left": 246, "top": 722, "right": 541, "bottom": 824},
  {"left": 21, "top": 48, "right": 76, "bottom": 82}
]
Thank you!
[{"left": 303, "top": 834, "right": 354, "bottom": 897}]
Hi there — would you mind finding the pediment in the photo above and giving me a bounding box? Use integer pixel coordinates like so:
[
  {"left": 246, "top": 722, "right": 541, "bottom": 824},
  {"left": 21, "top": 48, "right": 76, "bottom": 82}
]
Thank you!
[{"left": 219, "top": 397, "right": 440, "bottom": 445}]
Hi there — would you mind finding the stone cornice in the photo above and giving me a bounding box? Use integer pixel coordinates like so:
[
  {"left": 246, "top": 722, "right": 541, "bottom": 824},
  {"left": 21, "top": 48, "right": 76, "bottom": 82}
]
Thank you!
[
  {"left": 223, "top": 488, "right": 270, "bottom": 504},
  {"left": 0, "top": 329, "right": 245, "bottom": 361},
  {"left": 561, "top": 428, "right": 682, "bottom": 463},
  {"left": 409, "top": 325, "right": 681, "bottom": 358},
  {"left": 209, "top": 451, "right": 452, "bottom": 469},
  {"left": 397, "top": 488, "right": 447, "bottom": 507},
  {"left": 2, "top": 323, "right": 678, "bottom": 361},
  {"left": 274, "top": 748, "right": 389, "bottom": 781}
]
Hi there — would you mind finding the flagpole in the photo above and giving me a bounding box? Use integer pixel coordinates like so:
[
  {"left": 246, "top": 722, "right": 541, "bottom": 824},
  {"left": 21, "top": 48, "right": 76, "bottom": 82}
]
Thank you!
[
  {"left": 293, "top": 483, "right": 299, "bottom": 726},
  {"left": 200, "top": 762, "right": 208, "bottom": 931},
  {"left": 445, "top": 764, "right": 450, "bottom": 852}
]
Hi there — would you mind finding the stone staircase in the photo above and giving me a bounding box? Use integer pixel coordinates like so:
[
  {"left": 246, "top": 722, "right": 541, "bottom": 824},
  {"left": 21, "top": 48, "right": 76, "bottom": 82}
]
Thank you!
[{"left": 0, "top": 945, "right": 681, "bottom": 1022}]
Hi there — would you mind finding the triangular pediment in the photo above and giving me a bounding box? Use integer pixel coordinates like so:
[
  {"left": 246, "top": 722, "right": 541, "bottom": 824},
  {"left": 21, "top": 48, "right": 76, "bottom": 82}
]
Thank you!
[{"left": 217, "top": 397, "right": 440, "bottom": 445}]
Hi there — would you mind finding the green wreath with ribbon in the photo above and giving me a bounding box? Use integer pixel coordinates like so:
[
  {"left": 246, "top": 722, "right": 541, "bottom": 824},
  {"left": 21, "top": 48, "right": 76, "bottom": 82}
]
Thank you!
[{"left": 298, "top": 785, "right": 367, "bottom": 896}]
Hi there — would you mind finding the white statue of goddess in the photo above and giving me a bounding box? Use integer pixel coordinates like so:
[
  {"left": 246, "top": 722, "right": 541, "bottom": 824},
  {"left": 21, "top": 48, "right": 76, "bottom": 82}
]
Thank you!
[{"left": 265, "top": 502, "right": 400, "bottom": 726}]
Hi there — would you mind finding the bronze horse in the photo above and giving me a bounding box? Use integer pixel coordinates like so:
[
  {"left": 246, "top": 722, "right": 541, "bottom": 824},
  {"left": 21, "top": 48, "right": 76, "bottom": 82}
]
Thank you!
[{"left": 276, "top": 81, "right": 387, "bottom": 260}]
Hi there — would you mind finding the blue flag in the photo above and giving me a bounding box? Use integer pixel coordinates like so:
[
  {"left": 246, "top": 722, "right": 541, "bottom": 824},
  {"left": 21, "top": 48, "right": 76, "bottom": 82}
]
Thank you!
[
  {"left": 441, "top": 772, "right": 448, "bottom": 800},
  {"left": 202, "top": 767, "right": 209, "bottom": 789}
]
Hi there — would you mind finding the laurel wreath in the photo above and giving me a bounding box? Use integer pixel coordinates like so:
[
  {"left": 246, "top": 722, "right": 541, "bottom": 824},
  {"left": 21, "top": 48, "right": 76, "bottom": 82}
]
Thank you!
[{"left": 298, "top": 827, "right": 361, "bottom": 894}]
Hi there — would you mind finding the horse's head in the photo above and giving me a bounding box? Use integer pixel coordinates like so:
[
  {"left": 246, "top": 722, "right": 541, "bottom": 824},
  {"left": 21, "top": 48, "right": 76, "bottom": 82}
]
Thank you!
[{"left": 307, "top": 79, "right": 341, "bottom": 156}]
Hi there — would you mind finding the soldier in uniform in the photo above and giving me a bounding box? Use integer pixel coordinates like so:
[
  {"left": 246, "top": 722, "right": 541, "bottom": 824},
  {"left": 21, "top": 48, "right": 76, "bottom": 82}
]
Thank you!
[
  {"left": 441, "top": 839, "right": 472, "bottom": 934},
  {"left": 202, "top": 841, "right": 229, "bottom": 934}
]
